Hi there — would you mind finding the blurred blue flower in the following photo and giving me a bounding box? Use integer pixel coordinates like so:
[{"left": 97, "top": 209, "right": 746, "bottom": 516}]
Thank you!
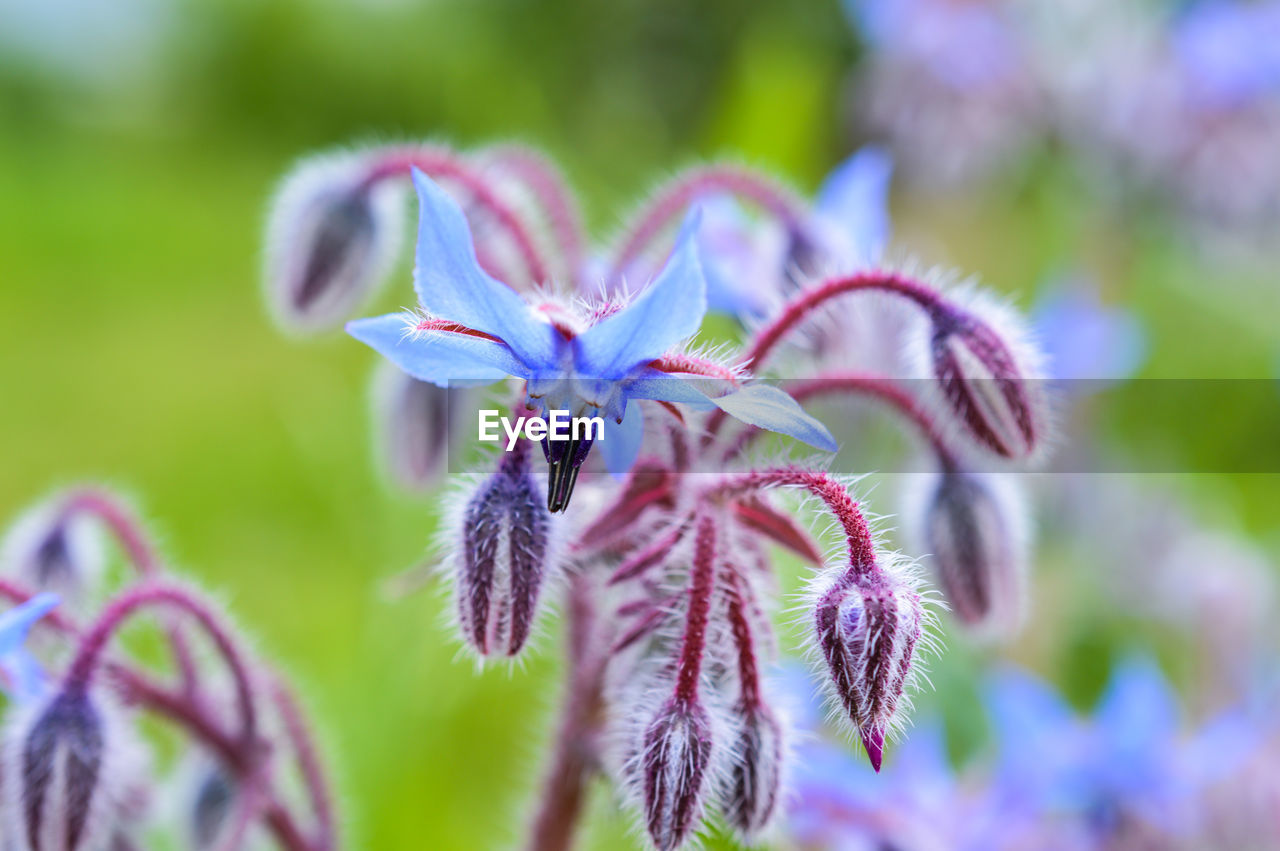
[
  {"left": 0, "top": 592, "right": 59, "bottom": 703},
  {"left": 349, "top": 169, "right": 835, "bottom": 487},
  {"left": 986, "top": 657, "right": 1258, "bottom": 839},
  {"left": 1173, "top": 0, "right": 1280, "bottom": 109},
  {"left": 699, "top": 146, "right": 893, "bottom": 320},
  {"left": 1032, "top": 276, "right": 1146, "bottom": 382},
  {"left": 844, "top": 0, "right": 1023, "bottom": 89}
]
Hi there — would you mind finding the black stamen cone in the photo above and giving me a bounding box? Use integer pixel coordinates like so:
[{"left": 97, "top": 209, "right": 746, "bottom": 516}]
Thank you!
[{"left": 543, "top": 435, "right": 594, "bottom": 512}]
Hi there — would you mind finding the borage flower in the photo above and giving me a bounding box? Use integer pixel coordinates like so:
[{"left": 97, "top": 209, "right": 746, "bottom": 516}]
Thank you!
[
  {"left": 348, "top": 168, "right": 835, "bottom": 511},
  {"left": 0, "top": 593, "right": 59, "bottom": 703}
]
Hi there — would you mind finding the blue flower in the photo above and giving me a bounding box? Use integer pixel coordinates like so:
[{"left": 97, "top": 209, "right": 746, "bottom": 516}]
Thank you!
[
  {"left": 349, "top": 170, "right": 836, "bottom": 511},
  {"left": 1032, "top": 276, "right": 1146, "bottom": 382},
  {"left": 1174, "top": 0, "right": 1280, "bottom": 110},
  {"left": 986, "top": 657, "right": 1258, "bottom": 839},
  {"left": 0, "top": 593, "right": 59, "bottom": 703}
]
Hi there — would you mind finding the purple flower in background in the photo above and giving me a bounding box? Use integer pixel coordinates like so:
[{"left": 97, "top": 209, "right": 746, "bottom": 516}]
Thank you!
[
  {"left": 1032, "top": 276, "right": 1146, "bottom": 382},
  {"left": 1174, "top": 0, "right": 1280, "bottom": 110},
  {"left": 0, "top": 593, "right": 59, "bottom": 703}
]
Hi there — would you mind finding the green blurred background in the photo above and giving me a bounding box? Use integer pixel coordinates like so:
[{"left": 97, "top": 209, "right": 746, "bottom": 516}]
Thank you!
[{"left": 2, "top": 0, "right": 1277, "bottom": 848}]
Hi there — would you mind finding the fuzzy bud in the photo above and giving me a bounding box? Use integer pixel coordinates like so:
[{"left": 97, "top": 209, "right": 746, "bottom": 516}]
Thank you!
[
  {"left": 812, "top": 562, "right": 925, "bottom": 771},
  {"left": 374, "top": 365, "right": 470, "bottom": 489},
  {"left": 456, "top": 444, "right": 554, "bottom": 657},
  {"left": 264, "top": 153, "right": 403, "bottom": 333},
  {"left": 721, "top": 703, "right": 783, "bottom": 839},
  {"left": 2, "top": 501, "right": 104, "bottom": 602},
  {"left": 641, "top": 697, "right": 713, "bottom": 851},
  {"left": 189, "top": 762, "right": 235, "bottom": 849},
  {"left": 930, "top": 300, "right": 1044, "bottom": 460},
  {"left": 8, "top": 687, "right": 115, "bottom": 851},
  {"left": 922, "top": 471, "right": 1026, "bottom": 634}
]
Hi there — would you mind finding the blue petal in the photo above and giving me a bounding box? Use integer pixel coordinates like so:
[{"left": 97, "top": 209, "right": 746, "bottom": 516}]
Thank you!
[
  {"left": 0, "top": 593, "right": 58, "bottom": 656},
  {"left": 815, "top": 146, "right": 893, "bottom": 265},
  {"left": 624, "top": 371, "right": 718, "bottom": 409},
  {"left": 410, "top": 169, "right": 556, "bottom": 367},
  {"left": 347, "top": 314, "right": 527, "bottom": 386},
  {"left": 4, "top": 650, "right": 49, "bottom": 704},
  {"left": 1095, "top": 656, "right": 1178, "bottom": 757},
  {"left": 710, "top": 384, "right": 837, "bottom": 451},
  {"left": 597, "top": 402, "right": 645, "bottom": 478},
  {"left": 577, "top": 211, "right": 707, "bottom": 378}
]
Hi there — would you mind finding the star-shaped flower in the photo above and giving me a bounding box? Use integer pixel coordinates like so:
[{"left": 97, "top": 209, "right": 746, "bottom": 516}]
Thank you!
[{"left": 349, "top": 169, "right": 836, "bottom": 511}]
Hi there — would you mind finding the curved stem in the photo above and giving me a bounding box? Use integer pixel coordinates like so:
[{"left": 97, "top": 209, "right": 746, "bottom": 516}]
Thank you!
[
  {"left": 271, "top": 678, "right": 337, "bottom": 851},
  {"left": 703, "top": 468, "right": 877, "bottom": 578},
  {"left": 0, "top": 581, "right": 317, "bottom": 851},
  {"left": 721, "top": 567, "right": 761, "bottom": 709},
  {"left": 480, "top": 145, "right": 586, "bottom": 277},
  {"left": 741, "top": 271, "right": 949, "bottom": 374},
  {"left": 607, "top": 166, "right": 808, "bottom": 283},
  {"left": 723, "top": 373, "right": 957, "bottom": 468},
  {"left": 57, "top": 489, "right": 202, "bottom": 698},
  {"left": 362, "top": 145, "right": 551, "bottom": 286},
  {"left": 65, "top": 584, "right": 258, "bottom": 745}
]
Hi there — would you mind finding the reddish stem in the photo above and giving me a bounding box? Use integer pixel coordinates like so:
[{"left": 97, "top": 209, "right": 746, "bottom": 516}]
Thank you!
[
  {"left": 65, "top": 584, "right": 258, "bottom": 745},
  {"left": 722, "top": 567, "right": 761, "bottom": 708},
  {"left": 608, "top": 166, "right": 808, "bottom": 282},
  {"left": 271, "top": 678, "right": 337, "bottom": 851},
  {"left": 742, "top": 271, "right": 949, "bottom": 374},
  {"left": 673, "top": 514, "right": 718, "bottom": 703},
  {"left": 362, "top": 145, "right": 551, "bottom": 286},
  {"left": 481, "top": 145, "right": 585, "bottom": 276},
  {"left": 704, "top": 468, "right": 877, "bottom": 577}
]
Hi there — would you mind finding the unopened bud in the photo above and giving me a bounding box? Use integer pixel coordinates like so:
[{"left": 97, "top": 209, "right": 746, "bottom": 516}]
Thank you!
[
  {"left": 921, "top": 471, "right": 1026, "bottom": 635},
  {"left": 456, "top": 445, "right": 555, "bottom": 657},
  {"left": 374, "top": 365, "right": 471, "bottom": 489},
  {"left": 642, "top": 697, "right": 713, "bottom": 851},
  {"left": 721, "top": 703, "right": 783, "bottom": 839},
  {"left": 930, "top": 297, "right": 1045, "bottom": 460},
  {"left": 2, "top": 500, "right": 104, "bottom": 602},
  {"left": 9, "top": 687, "right": 117, "bottom": 851},
  {"left": 264, "top": 152, "right": 403, "bottom": 333},
  {"left": 811, "top": 560, "right": 926, "bottom": 771}
]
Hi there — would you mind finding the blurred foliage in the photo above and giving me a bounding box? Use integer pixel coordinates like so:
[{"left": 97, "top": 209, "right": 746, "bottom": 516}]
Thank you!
[{"left": 1, "top": 0, "right": 1277, "bottom": 848}]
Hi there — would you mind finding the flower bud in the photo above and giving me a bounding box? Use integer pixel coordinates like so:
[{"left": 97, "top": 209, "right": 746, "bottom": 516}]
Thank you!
[
  {"left": 374, "top": 365, "right": 471, "bottom": 489},
  {"left": 721, "top": 703, "right": 783, "bottom": 839},
  {"left": 929, "top": 296, "right": 1045, "bottom": 460},
  {"left": 8, "top": 687, "right": 119, "bottom": 851},
  {"left": 456, "top": 445, "right": 555, "bottom": 657},
  {"left": 922, "top": 471, "right": 1027, "bottom": 635},
  {"left": 264, "top": 153, "right": 404, "bottom": 333},
  {"left": 811, "top": 560, "right": 925, "bottom": 771},
  {"left": 2, "top": 500, "right": 104, "bottom": 602},
  {"left": 642, "top": 697, "right": 713, "bottom": 851},
  {"left": 189, "top": 761, "right": 235, "bottom": 849}
]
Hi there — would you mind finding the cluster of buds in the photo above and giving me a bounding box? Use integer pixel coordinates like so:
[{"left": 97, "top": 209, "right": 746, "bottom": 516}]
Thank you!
[
  {"left": 261, "top": 138, "right": 1049, "bottom": 849},
  {"left": 0, "top": 487, "right": 335, "bottom": 850}
]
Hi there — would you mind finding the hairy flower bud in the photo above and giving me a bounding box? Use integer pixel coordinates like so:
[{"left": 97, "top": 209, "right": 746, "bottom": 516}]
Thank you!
[
  {"left": 929, "top": 296, "right": 1045, "bottom": 460},
  {"left": 921, "top": 471, "right": 1027, "bottom": 634},
  {"left": 722, "top": 703, "right": 783, "bottom": 839},
  {"left": 455, "top": 445, "right": 554, "bottom": 657},
  {"left": 2, "top": 500, "right": 104, "bottom": 602},
  {"left": 642, "top": 697, "right": 714, "bottom": 851},
  {"left": 8, "top": 687, "right": 115, "bottom": 851},
  {"left": 264, "top": 152, "right": 404, "bottom": 333},
  {"left": 374, "top": 365, "right": 471, "bottom": 489},
  {"left": 811, "top": 560, "right": 926, "bottom": 771}
]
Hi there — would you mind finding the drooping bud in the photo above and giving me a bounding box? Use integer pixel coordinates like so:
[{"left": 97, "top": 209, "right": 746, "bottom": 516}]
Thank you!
[
  {"left": 929, "top": 296, "right": 1045, "bottom": 460},
  {"left": 921, "top": 470, "right": 1027, "bottom": 634},
  {"left": 811, "top": 559, "right": 926, "bottom": 771},
  {"left": 374, "top": 365, "right": 471, "bottom": 489},
  {"left": 2, "top": 499, "right": 104, "bottom": 602},
  {"left": 722, "top": 703, "right": 783, "bottom": 839},
  {"left": 541, "top": 431, "right": 594, "bottom": 514},
  {"left": 9, "top": 687, "right": 116, "bottom": 851},
  {"left": 188, "top": 761, "right": 236, "bottom": 849},
  {"left": 641, "top": 697, "right": 714, "bottom": 851},
  {"left": 264, "top": 152, "right": 404, "bottom": 333},
  {"left": 455, "top": 443, "right": 555, "bottom": 657}
]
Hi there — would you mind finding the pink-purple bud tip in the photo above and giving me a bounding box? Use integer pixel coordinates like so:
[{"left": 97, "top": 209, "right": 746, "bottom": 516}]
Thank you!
[{"left": 642, "top": 697, "right": 713, "bottom": 851}]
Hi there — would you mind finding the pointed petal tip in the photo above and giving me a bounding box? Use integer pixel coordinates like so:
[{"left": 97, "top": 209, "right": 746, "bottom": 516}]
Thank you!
[{"left": 861, "top": 727, "right": 885, "bottom": 773}]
